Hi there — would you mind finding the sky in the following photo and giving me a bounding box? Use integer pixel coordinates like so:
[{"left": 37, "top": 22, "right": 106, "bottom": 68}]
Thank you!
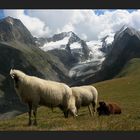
[{"left": 0, "top": 9, "right": 139, "bottom": 41}]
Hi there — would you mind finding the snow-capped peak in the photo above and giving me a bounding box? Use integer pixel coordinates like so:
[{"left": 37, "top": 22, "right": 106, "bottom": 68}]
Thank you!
[
  {"left": 101, "top": 33, "right": 114, "bottom": 45},
  {"left": 39, "top": 31, "right": 88, "bottom": 54},
  {"left": 39, "top": 31, "right": 116, "bottom": 79}
]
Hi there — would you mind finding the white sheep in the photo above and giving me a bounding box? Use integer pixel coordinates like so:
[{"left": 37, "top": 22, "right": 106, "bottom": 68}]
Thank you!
[
  {"left": 10, "top": 69, "right": 77, "bottom": 125},
  {"left": 71, "top": 85, "right": 98, "bottom": 116}
]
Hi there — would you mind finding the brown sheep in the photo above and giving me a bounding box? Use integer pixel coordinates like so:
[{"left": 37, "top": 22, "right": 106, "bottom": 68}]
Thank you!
[{"left": 97, "top": 101, "right": 121, "bottom": 116}]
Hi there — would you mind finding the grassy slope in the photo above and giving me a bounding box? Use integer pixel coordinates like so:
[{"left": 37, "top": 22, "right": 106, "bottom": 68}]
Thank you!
[{"left": 0, "top": 58, "right": 140, "bottom": 131}]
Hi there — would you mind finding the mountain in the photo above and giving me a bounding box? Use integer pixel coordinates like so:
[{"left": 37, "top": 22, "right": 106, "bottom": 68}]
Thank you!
[
  {"left": 101, "top": 26, "right": 140, "bottom": 78},
  {"left": 100, "top": 26, "right": 140, "bottom": 78},
  {"left": 68, "top": 37, "right": 114, "bottom": 80},
  {"left": 0, "top": 17, "right": 70, "bottom": 119},
  {"left": 74, "top": 26, "right": 140, "bottom": 85},
  {"left": 0, "top": 16, "right": 36, "bottom": 45},
  {"left": 38, "top": 31, "right": 91, "bottom": 68},
  {"left": 38, "top": 32, "right": 114, "bottom": 80}
]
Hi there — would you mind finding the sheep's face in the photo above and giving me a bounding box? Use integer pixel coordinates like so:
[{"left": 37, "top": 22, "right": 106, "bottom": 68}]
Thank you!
[
  {"left": 97, "top": 101, "right": 110, "bottom": 116},
  {"left": 10, "top": 69, "right": 18, "bottom": 80},
  {"left": 10, "top": 69, "right": 15, "bottom": 79},
  {"left": 10, "top": 69, "right": 20, "bottom": 89}
]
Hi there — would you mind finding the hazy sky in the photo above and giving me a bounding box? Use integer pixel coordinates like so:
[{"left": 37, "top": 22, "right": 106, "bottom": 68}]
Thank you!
[{"left": 0, "top": 9, "right": 139, "bottom": 41}]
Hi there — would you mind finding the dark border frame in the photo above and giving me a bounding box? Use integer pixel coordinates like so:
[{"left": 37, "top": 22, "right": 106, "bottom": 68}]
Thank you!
[
  {"left": 0, "top": 0, "right": 140, "bottom": 140},
  {"left": 0, "top": 0, "right": 140, "bottom": 9},
  {"left": 0, "top": 131, "right": 140, "bottom": 140}
]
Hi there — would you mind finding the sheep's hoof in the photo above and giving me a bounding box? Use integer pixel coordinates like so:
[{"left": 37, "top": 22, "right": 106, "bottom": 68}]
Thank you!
[{"left": 74, "top": 114, "right": 78, "bottom": 118}]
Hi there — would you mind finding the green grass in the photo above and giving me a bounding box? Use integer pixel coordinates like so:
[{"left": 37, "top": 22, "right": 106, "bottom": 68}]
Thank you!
[{"left": 0, "top": 58, "right": 140, "bottom": 131}]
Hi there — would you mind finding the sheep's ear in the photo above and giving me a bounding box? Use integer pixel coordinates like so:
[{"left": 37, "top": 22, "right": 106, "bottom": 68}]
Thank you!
[{"left": 10, "top": 69, "right": 13, "bottom": 74}]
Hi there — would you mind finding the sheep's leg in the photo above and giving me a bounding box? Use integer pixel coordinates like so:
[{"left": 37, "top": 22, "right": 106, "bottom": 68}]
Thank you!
[
  {"left": 77, "top": 109, "right": 79, "bottom": 115},
  {"left": 88, "top": 105, "right": 93, "bottom": 116},
  {"left": 33, "top": 106, "right": 38, "bottom": 126},
  {"left": 28, "top": 102, "right": 32, "bottom": 126},
  {"left": 59, "top": 105, "right": 67, "bottom": 118},
  {"left": 92, "top": 102, "right": 96, "bottom": 116},
  {"left": 63, "top": 110, "right": 69, "bottom": 118}
]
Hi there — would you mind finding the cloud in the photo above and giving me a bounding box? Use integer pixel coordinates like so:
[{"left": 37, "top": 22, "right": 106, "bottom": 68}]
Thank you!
[{"left": 3, "top": 9, "right": 140, "bottom": 41}]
